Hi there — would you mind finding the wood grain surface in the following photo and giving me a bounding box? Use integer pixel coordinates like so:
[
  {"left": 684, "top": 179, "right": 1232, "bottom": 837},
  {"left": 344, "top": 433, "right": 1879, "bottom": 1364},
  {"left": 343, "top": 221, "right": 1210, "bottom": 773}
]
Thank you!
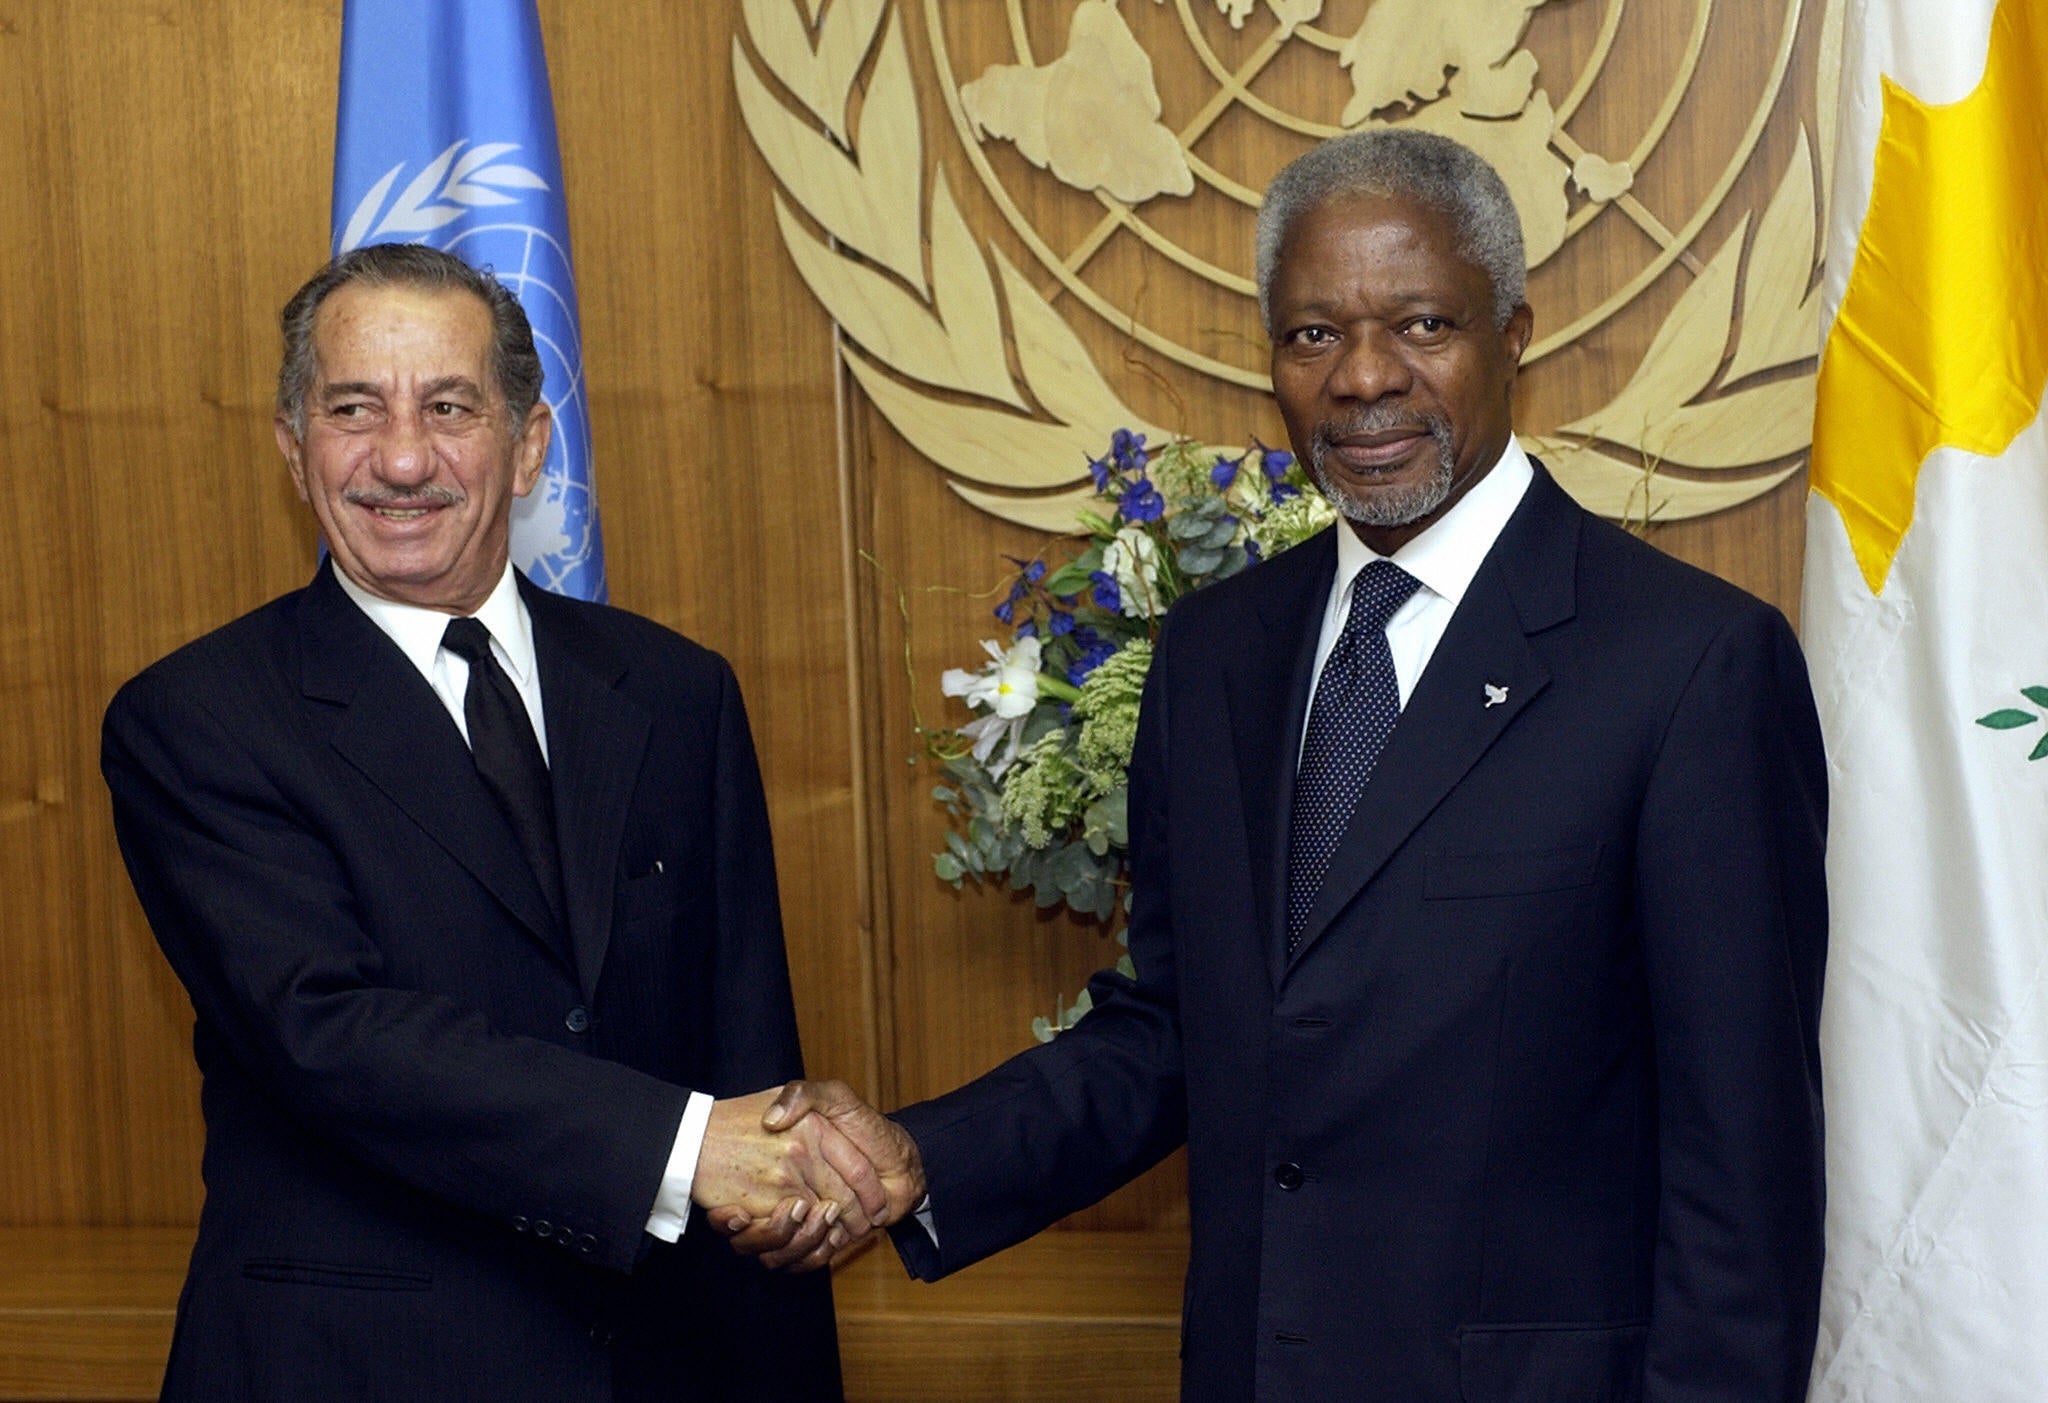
[{"left": 0, "top": 1, "right": 1819, "bottom": 1396}]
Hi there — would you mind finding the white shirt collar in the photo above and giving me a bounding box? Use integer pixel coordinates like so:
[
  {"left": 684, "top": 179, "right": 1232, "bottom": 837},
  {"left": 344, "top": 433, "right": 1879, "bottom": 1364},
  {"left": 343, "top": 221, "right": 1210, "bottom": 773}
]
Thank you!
[
  {"left": 1331, "top": 435, "right": 1535, "bottom": 609},
  {"left": 332, "top": 560, "right": 537, "bottom": 686}
]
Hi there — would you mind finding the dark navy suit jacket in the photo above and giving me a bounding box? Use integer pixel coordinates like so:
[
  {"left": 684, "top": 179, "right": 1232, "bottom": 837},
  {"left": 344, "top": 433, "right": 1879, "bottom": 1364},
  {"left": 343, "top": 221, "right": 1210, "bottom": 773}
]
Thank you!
[
  {"left": 893, "top": 466, "right": 1827, "bottom": 1403},
  {"left": 103, "top": 563, "right": 840, "bottom": 1402}
]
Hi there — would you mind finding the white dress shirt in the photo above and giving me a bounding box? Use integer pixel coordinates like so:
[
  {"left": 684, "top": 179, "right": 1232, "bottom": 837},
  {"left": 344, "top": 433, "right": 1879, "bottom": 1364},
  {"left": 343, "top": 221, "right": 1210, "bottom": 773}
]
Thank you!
[
  {"left": 1304, "top": 437, "right": 1534, "bottom": 740},
  {"left": 333, "top": 562, "right": 712, "bottom": 1243}
]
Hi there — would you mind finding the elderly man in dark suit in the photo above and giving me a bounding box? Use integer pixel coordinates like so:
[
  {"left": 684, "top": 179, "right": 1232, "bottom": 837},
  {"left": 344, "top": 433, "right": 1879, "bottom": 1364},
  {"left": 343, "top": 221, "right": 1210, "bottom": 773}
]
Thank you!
[
  {"left": 737, "top": 130, "right": 1829, "bottom": 1403},
  {"left": 103, "top": 243, "right": 882, "bottom": 1401}
]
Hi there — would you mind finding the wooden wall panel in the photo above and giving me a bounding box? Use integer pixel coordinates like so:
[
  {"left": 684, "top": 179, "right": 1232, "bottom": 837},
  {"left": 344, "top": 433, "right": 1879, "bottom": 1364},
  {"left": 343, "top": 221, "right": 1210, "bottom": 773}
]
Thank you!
[
  {"left": 1, "top": 0, "right": 1825, "bottom": 1396},
  {"left": 1, "top": 0, "right": 340, "bottom": 1230}
]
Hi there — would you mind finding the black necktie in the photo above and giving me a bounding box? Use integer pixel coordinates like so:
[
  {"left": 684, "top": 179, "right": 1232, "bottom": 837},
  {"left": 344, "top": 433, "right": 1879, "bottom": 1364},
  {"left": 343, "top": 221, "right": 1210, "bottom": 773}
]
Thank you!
[
  {"left": 441, "top": 616, "right": 564, "bottom": 928},
  {"left": 1286, "top": 560, "right": 1422, "bottom": 954}
]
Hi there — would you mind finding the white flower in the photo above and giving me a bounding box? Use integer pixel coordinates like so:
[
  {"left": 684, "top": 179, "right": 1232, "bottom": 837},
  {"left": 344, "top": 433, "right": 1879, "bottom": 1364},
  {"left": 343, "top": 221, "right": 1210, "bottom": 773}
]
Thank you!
[
  {"left": 956, "top": 712, "right": 1027, "bottom": 778},
  {"left": 943, "top": 636, "right": 1043, "bottom": 717},
  {"left": 942, "top": 637, "right": 1045, "bottom": 778},
  {"left": 1102, "top": 525, "right": 1163, "bottom": 618}
]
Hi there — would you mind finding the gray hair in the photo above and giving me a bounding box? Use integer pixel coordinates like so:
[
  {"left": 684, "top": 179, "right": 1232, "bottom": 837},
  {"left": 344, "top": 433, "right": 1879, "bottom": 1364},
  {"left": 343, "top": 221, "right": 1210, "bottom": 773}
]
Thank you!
[
  {"left": 275, "top": 243, "right": 544, "bottom": 438},
  {"left": 1255, "top": 129, "right": 1526, "bottom": 333}
]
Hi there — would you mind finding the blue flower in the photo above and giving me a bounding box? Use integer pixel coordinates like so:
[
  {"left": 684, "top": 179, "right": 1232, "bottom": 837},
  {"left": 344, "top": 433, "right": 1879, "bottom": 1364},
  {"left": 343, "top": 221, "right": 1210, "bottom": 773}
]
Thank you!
[
  {"left": 1024, "top": 559, "right": 1047, "bottom": 584},
  {"left": 1120, "top": 478, "right": 1165, "bottom": 523},
  {"left": 1015, "top": 620, "right": 1038, "bottom": 639},
  {"left": 1088, "top": 455, "right": 1111, "bottom": 492},
  {"left": 1270, "top": 482, "right": 1299, "bottom": 503},
  {"left": 1245, "top": 539, "right": 1262, "bottom": 563},
  {"left": 1067, "top": 637, "right": 1119, "bottom": 688},
  {"left": 1089, "top": 569, "right": 1121, "bottom": 613},
  {"left": 1210, "top": 454, "right": 1244, "bottom": 490},
  {"left": 1048, "top": 608, "right": 1076, "bottom": 636},
  {"left": 993, "top": 598, "right": 1016, "bottom": 624},
  {"left": 1110, "top": 427, "right": 1147, "bottom": 471},
  {"left": 1260, "top": 444, "right": 1294, "bottom": 482}
]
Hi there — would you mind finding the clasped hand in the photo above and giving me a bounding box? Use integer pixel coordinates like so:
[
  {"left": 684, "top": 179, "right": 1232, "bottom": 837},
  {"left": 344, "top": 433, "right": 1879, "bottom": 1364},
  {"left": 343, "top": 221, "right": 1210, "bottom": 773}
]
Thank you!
[{"left": 689, "top": 1080, "right": 924, "bottom": 1271}]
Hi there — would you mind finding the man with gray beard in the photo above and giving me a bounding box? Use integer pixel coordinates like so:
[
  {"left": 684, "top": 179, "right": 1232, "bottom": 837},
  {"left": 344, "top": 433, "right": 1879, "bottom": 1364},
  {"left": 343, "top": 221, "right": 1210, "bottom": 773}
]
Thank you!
[{"left": 739, "top": 130, "right": 1829, "bottom": 1403}]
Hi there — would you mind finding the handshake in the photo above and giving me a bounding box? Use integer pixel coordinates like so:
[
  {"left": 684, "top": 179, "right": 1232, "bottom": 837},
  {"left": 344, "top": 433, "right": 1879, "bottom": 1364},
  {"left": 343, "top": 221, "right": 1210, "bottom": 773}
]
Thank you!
[{"left": 689, "top": 1079, "right": 927, "bottom": 1271}]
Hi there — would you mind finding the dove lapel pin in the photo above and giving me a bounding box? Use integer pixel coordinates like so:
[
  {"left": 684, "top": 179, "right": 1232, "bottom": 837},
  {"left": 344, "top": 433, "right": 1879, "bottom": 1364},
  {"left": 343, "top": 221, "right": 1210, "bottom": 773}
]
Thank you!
[{"left": 1484, "top": 683, "right": 1509, "bottom": 709}]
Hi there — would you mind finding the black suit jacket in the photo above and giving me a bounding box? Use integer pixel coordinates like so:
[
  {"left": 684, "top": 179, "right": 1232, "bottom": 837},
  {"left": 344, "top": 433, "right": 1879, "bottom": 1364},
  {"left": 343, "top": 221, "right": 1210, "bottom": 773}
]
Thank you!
[
  {"left": 893, "top": 467, "right": 1827, "bottom": 1403},
  {"left": 103, "top": 564, "right": 839, "bottom": 1402}
]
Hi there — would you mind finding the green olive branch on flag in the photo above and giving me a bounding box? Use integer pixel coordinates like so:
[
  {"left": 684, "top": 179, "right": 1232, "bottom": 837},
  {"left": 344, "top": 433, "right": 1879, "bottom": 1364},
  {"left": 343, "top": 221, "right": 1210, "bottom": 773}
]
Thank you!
[{"left": 1975, "top": 686, "right": 2048, "bottom": 761}]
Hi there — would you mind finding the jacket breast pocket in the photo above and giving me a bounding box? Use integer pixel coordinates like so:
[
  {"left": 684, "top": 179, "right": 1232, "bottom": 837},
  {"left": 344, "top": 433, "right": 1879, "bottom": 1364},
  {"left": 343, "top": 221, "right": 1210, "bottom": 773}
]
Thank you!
[
  {"left": 615, "top": 864, "right": 681, "bottom": 928},
  {"left": 1423, "top": 842, "right": 1603, "bottom": 900},
  {"left": 1457, "top": 1320, "right": 1646, "bottom": 1402}
]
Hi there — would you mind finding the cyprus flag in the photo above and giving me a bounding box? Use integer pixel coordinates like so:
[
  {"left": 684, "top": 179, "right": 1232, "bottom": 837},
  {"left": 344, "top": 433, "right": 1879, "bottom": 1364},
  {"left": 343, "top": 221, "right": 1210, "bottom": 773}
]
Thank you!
[{"left": 1804, "top": 0, "right": 2048, "bottom": 1396}]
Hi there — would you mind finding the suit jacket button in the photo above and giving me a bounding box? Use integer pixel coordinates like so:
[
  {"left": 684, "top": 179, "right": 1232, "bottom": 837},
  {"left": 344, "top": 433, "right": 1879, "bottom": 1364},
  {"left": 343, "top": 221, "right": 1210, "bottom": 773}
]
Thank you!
[
  {"left": 512, "top": 1215, "right": 529, "bottom": 1233},
  {"left": 1274, "top": 1162, "right": 1304, "bottom": 1191},
  {"left": 576, "top": 1233, "right": 596, "bottom": 1255},
  {"left": 565, "top": 1006, "right": 592, "bottom": 1034},
  {"left": 535, "top": 1220, "right": 553, "bottom": 1237}
]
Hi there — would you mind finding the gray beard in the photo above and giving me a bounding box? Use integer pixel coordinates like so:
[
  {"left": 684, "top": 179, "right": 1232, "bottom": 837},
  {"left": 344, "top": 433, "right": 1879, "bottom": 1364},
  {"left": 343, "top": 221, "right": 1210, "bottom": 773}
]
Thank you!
[{"left": 1306, "top": 411, "right": 1457, "bottom": 527}]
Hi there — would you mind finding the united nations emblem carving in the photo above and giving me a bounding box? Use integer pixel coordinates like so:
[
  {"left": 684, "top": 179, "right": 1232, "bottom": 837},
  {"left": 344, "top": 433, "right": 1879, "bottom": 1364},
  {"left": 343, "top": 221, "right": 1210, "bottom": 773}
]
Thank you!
[{"left": 735, "top": 0, "right": 1845, "bottom": 531}]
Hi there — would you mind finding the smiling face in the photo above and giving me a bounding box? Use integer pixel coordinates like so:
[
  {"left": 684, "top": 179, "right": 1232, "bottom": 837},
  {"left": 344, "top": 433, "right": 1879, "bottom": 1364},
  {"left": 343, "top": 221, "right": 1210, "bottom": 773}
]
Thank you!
[
  {"left": 275, "top": 282, "right": 551, "bottom": 615},
  {"left": 1268, "top": 193, "right": 1532, "bottom": 555}
]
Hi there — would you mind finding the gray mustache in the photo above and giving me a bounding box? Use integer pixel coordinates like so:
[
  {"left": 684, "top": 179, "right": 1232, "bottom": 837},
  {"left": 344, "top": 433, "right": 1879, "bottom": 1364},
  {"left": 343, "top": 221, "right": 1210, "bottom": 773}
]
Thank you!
[
  {"left": 1311, "top": 407, "right": 1452, "bottom": 451},
  {"left": 343, "top": 486, "right": 464, "bottom": 508}
]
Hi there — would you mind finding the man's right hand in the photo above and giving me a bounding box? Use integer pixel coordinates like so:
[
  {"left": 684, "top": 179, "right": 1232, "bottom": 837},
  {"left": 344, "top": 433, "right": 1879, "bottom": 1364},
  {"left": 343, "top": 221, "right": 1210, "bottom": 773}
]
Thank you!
[
  {"left": 707, "top": 1079, "right": 926, "bottom": 1271},
  {"left": 690, "top": 1087, "right": 892, "bottom": 1268}
]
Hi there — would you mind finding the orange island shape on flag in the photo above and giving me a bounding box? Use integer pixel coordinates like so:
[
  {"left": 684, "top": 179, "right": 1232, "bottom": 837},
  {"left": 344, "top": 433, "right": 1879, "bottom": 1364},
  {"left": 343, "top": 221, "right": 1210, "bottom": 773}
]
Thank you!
[{"left": 1810, "top": 0, "right": 2048, "bottom": 595}]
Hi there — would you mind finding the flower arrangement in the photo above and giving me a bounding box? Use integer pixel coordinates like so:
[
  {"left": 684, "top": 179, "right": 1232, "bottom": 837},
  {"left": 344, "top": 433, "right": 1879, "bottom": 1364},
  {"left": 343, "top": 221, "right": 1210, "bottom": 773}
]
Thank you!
[{"left": 929, "top": 430, "right": 1335, "bottom": 1036}]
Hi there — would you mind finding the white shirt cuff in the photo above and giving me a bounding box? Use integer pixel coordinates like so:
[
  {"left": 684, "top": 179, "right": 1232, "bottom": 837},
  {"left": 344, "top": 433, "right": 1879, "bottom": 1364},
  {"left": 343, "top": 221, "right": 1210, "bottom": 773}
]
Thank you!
[
  {"left": 913, "top": 1194, "right": 939, "bottom": 1246},
  {"left": 644, "top": 1090, "right": 715, "bottom": 1242}
]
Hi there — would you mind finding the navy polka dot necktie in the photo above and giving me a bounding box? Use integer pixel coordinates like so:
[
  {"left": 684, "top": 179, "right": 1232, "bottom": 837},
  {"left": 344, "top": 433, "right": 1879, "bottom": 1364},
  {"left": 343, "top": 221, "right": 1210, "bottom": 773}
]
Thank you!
[
  {"left": 442, "top": 616, "right": 565, "bottom": 930},
  {"left": 1286, "top": 560, "right": 1422, "bottom": 954}
]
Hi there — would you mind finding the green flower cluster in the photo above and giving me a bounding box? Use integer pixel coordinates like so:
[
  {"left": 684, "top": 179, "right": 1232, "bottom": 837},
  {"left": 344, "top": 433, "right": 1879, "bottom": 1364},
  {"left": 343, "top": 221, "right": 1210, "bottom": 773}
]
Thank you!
[
  {"left": 1248, "top": 487, "right": 1337, "bottom": 558},
  {"left": 1000, "top": 728, "right": 1085, "bottom": 848},
  {"left": 1073, "top": 640, "right": 1150, "bottom": 789},
  {"left": 997, "top": 639, "right": 1153, "bottom": 853}
]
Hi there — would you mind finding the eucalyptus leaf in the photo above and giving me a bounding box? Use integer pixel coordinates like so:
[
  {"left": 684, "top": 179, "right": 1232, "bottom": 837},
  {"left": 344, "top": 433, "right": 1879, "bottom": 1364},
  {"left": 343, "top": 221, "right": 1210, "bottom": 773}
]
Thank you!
[
  {"left": 1021, "top": 710, "right": 1064, "bottom": 747},
  {"left": 2024, "top": 686, "right": 2048, "bottom": 709},
  {"left": 934, "top": 853, "right": 964, "bottom": 884},
  {"left": 2033, "top": 732, "right": 2048, "bottom": 762},
  {"left": 1178, "top": 545, "right": 1224, "bottom": 575},
  {"left": 1095, "top": 786, "right": 1129, "bottom": 847}
]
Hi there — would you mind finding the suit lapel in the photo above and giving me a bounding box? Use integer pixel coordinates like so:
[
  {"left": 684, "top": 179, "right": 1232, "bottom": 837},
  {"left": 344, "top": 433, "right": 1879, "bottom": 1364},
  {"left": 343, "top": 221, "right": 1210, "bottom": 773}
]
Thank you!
[
  {"left": 297, "top": 565, "right": 570, "bottom": 970},
  {"left": 1223, "top": 531, "right": 1336, "bottom": 985},
  {"left": 1283, "top": 467, "right": 1581, "bottom": 975},
  {"left": 524, "top": 580, "right": 650, "bottom": 999}
]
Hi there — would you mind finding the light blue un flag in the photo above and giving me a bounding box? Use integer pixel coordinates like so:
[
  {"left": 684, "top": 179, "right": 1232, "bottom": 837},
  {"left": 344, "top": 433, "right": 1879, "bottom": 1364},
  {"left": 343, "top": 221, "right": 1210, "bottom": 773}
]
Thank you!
[{"left": 332, "top": 0, "right": 605, "bottom": 600}]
